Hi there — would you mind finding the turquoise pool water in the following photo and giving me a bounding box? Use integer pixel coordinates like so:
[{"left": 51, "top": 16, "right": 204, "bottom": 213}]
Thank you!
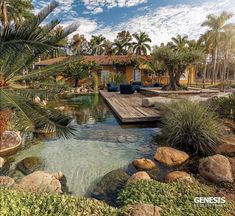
[{"left": 12, "top": 94, "right": 158, "bottom": 196}]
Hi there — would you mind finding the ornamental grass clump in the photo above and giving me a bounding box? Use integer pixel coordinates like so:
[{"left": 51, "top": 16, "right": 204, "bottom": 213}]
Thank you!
[{"left": 161, "top": 100, "right": 222, "bottom": 155}]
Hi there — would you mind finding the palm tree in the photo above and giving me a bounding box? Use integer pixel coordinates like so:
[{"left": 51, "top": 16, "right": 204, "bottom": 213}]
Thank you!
[
  {"left": 116, "top": 31, "right": 132, "bottom": 43},
  {"left": 0, "top": 2, "right": 78, "bottom": 137},
  {"left": 137, "top": 55, "right": 164, "bottom": 84},
  {"left": 0, "top": 0, "right": 33, "bottom": 27},
  {"left": 113, "top": 39, "right": 129, "bottom": 55},
  {"left": 171, "top": 35, "right": 188, "bottom": 51},
  {"left": 132, "top": 32, "right": 152, "bottom": 55},
  {"left": 102, "top": 39, "right": 113, "bottom": 55},
  {"left": 90, "top": 35, "right": 106, "bottom": 55},
  {"left": 220, "top": 24, "right": 235, "bottom": 82},
  {"left": 71, "top": 34, "right": 89, "bottom": 55},
  {"left": 201, "top": 11, "right": 233, "bottom": 83}
]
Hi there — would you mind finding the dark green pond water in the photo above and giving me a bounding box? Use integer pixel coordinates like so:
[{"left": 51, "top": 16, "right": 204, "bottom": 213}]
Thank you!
[{"left": 12, "top": 94, "right": 159, "bottom": 196}]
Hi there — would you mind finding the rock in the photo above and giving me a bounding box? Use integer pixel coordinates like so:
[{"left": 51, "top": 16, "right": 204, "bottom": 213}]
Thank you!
[
  {"left": 216, "top": 136, "right": 235, "bottom": 156},
  {"left": 147, "top": 168, "right": 161, "bottom": 181},
  {"left": 54, "top": 106, "right": 65, "bottom": 111},
  {"left": 0, "top": 160, "right": 10, "bottom": 176},
  {"left": 17, "top": 156, "right": 44, "bottom": 175},
  {"left": 16, "top": 171, "right": 63, "bottom": 193},
  {"left": 132, "top": 158, "right": 156, "bottom": 170},
  {"left": 165, "top": 171, "right": 193, "bottom": 183},
  {"left": 117, "top": 135, "right": 138, "bottom": 143},
  {"left": 127, "top": 171, "right": 151, "bottom": 184},
  {"left": 0, "top": 176, "right": 15, "bottom": 188},
  {"left": 223, "top": 119, "right": 235, "bottom": 132},
  {"left": 0, "top": 157, "right": 5, "bottom": 168},
  {"left": 129, "top": 203, "right": 162, "bottom": 216},
  {"left": 154, "top": 147, "right": 189, "bottom": 167},
  {"left": 117, "top": 135, "right": 126, "bottom": 143},
  {"left": 199, "top": 154, "right": 233, "bottom": 183},
  {"left": 92, "top": 169, "right": 129, "bottom": 205}
]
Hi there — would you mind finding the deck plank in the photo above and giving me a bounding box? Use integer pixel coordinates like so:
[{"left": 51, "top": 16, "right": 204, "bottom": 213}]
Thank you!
[{"left": 99, "top": 90, "right": 161, "bottom": 123}]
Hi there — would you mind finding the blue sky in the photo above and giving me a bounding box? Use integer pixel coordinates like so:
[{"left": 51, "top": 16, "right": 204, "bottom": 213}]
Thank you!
[{"left": 33, "top": 0, "right": 235, "bottom": 45}]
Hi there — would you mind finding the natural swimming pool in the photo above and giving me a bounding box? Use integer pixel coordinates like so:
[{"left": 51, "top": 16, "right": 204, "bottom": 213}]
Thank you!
[{"left": 11, "top": 94, "right": 159, "bottom": 196}]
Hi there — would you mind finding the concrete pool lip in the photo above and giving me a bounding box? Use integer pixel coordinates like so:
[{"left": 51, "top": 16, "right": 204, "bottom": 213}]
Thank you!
[{"left": 140, "top": 87, "right": 219, "bottom": 97}]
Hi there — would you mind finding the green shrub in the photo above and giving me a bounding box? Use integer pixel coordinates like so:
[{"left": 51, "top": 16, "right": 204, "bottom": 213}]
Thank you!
[
  {"left": 117, "top": 180, "right": 235, "bottom": 216},
  {"left": 207, "top": 93, "right": 235, "bottom": 120},
  {"left": 161, "top": 100, "right": 222, "bottom": 155},
  {"left": 0, "top": 187, "right": 121, "bottom": 216}
]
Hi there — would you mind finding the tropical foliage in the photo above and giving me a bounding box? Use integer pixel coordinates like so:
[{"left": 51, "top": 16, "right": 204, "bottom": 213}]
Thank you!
[
  {"left": 153, "top": 39, "right": 202, "bottom": 90},
  {"left": 132, "top": 31, "right": 152, "bottom": 55},
  {"left": 0, "top": 0, "right": 33, "bottom": 26},
  {"left": 70, "top": 31, "right": 152, "bottom": 56},
  {"left": 161, "top": 100, "right": 222, "bottom": 155},
  {"left": 200, "top": 11, "right": 234, "bottom": 84},
  {"left": 62, "top": 60, "right": 101, "bottom": 87},
  {"left": 207, "top": 93, "right": 235, "bottom": 119},
  {"left": 0, "top": 1, "right": 78, "bottom": 137}
]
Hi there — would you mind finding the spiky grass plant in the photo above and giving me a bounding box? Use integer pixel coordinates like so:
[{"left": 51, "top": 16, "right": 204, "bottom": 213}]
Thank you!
[{"left": 161, "top": 100, "right": 222, "bottom": 155}]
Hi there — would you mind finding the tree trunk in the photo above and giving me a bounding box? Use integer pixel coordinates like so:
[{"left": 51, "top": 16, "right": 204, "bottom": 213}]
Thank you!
[
  {"left": 202, "top": 60, "right": 207, "bottom": 89},
  {"left": 75, "top": 78, "right": 79, "bottom": 87},
  {"left": 2, "top": 1, "right": 8, "bottom": 27},
  {"left": 212, "top": 47, "right": 218, "bottom": 84}
]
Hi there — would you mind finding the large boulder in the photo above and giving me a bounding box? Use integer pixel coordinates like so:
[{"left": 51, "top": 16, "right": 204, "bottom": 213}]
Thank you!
[
  {"left": 199, "top": 154, "right": 233, "bottom": 183},
  {"left": 16, "top": 171, "right": 64, "bottom": 193},
  {"left": 0, "top": 176, "right": 15, "bottom": 188},
  {"left": 132, "top": 158, "right": 156, "bottom": 170},
  {"left": 165, "top": 171, "right": 193, "bottom": 183},
  {"left": 154, "top": 147, "right": 189, "bottom": 167},
  {"left": 17, "top": 156, "right": 44, "bottom": 175},
  {"left": 92, "top": 169, "right": 129, "bottom": 205},
  {"left": 216, "top": 136, "right": 235, "bottom": 156},
  {"left": 127, "top": 171, "right": 151, "bottom": 184},
  {"left": 129, "top": 204, "right": 162, "bottom": 216}
]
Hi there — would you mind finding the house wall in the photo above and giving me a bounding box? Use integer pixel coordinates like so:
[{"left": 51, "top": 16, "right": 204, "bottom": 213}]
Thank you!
[{"left": 57, "top": 64, "right": 195, "bottom": 87}]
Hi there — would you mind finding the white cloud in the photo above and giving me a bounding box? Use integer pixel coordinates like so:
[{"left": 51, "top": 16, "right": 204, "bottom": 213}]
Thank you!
[
  {"left": 33, "top": 0, "right": 235, "bottom": 46},
  {"left": 80, "top": 0, "right": 235, "bottom": 45},
  {"left": 82, "top": 0, "right": 147, "bottom": 14}
]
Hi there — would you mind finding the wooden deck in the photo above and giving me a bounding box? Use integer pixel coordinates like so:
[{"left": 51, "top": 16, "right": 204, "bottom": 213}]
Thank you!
[{"left": 99, "top": 90, "right": 161, "bottom": 123}]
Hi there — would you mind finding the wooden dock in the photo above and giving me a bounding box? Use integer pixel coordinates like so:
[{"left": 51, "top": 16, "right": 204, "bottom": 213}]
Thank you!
[{"left": 99, "top": 90, "right": 161, "bottom": 123}]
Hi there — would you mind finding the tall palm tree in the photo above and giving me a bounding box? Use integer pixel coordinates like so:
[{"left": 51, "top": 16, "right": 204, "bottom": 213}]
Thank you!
[
  {"left": 112, "top": 39, "right": 129, "bottom": 55},
  {"left": 0, "top": 1, "right": 78, "bottom": 137},
  {"left": 132, "top": 32, "right": 152, "bottom": 55},
  {"left": 90, "top": 35, "right": 106, "bottom": 55},
  {"left": 220, "top": 24, "right": 235, "bottom": 81},
  {"left": 0, "top": 0, "right": 33, "bottom": 27},
  {"left": 201, "top": 11, "right": 233, "bottom": 83},
  {"left": 198, "top": 33, "right": 214, "bottom": 87},
  {"left": 171, "top": 35, "right": 188, "bottom": 51}
]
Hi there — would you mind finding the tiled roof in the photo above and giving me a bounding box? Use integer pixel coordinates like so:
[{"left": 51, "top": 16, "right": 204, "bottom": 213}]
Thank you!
[{"left": 35, "top": 55, "right": 149, "bottom": 66}]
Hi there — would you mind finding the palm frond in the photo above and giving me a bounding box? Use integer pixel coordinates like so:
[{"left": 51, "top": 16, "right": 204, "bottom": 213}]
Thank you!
[
  {"left": 0, "top": 88, "right": 76, "bottom": 138},
  {"left": 13, "top": 57, "right": 76, "bottom": 82}
]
